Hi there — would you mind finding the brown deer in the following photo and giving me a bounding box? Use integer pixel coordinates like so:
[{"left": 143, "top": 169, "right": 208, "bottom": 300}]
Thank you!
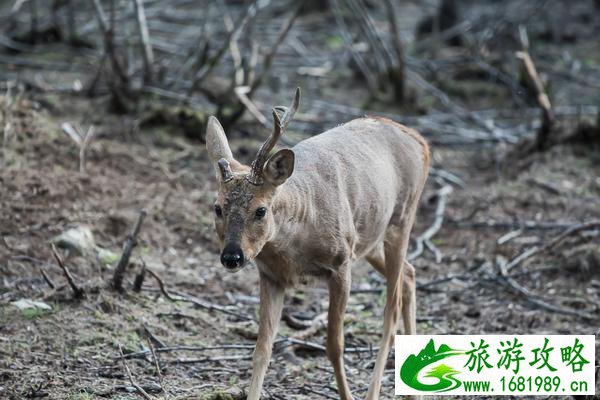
[{"left": 205, "top": 88, "right": 429, "bottom": 400}]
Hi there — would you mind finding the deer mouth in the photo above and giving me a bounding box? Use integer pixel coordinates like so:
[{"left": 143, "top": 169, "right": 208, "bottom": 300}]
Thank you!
[{"left": 223, "top": 263, "right": 246, "bottom": 273}]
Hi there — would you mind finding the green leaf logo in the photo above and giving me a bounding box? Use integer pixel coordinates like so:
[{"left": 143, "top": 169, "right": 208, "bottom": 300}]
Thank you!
[{"left": 400, "top": 339, "right": 465, "bottom": 392}]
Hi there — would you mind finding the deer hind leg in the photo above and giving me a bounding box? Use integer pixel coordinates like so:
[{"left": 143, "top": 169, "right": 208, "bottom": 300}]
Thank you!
[
  {"left": 403, "top": 265, "right": 423, "bottom": 400},
  {"left": 366, "top": 242, "right": 386, "bottom": 276},
  {"left": 401, "top": 261, "right": 417, "bottom": 335},
  {"left": 326, "top": 264, "right": 353, "bottom": 400},
  {"left": 366, "top": 226, "right": 410, "bottom": 400},
  {"left": 367, "top": 245, "right": 416, "bottom": 337}
]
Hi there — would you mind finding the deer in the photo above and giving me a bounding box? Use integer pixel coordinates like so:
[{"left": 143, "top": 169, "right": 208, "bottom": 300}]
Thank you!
[{"left": 205, "top": 88, "right": 429, "bottom": 400}]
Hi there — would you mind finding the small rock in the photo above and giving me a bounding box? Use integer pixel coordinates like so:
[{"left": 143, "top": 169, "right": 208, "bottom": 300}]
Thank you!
[
  {"left": 11, "top": 299, "right": 52, "bottom": 311},
  {"left": 54, "top": 226, "right": 120, "bottom": 267},
  {"left": 53, "top": 225, "right": 96, "bottom": 256},
  {"left": 561, "top": 180, "right": 575, "bottom": 190}
]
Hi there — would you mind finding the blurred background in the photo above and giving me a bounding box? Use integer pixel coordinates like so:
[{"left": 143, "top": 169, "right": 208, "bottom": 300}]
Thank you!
[{"left": 0, "top": 0, "right": 599, "bottom": 399}]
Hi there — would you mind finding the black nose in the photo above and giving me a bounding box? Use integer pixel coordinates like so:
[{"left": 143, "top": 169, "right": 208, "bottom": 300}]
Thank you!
[{"left": 221, "top": 242, "right": 244, "bottom": 269}]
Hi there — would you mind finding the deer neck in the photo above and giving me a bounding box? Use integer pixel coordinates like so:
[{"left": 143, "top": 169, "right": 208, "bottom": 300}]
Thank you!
[{"left": 267, "top": 177, "right": 311, "bottom": 251}]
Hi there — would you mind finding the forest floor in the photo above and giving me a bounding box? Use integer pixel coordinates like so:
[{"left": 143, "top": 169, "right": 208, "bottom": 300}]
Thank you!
[{"left": 1, "top": 0, "right": 600, "bottom": 399}]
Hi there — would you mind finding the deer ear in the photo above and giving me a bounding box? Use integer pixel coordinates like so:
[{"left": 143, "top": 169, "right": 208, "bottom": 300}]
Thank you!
[
  {"left": 205, "top": 116, "right": 233, "bottom": 178},
  {"left": 206, "top": 116, "right": 232, "bottom": 161},
  {"left": 263, "top": 149, "right": 294, "bottom": 186}
]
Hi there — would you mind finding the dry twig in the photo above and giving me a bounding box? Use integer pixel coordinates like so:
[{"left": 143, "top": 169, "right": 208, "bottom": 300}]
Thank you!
[
  {"left": 61, "top": 122, "right": 96, "bottom": 174},
  {"left": 496, "top": 261, "right": 597, "bottom": 322},
  {"left": 505, "top": 220, "right": 600, "bottom": 272},
  {"left": 118, "top": 344, "right": 255, "bottom": 360},
  {"left": 119, "top": 344, "right": 155, "bottom": 400},
  {"left": 233, "top": 86, "right": 269, "bottom": 127},
  {"left": 132, "top": 0, "right": 154, "bottom": 84},
  {"left": 145, "top": 268, "right": 252, "bottom": 320},
  {"left": 516, "top": 26, "right": 554, "bottom": 150},
  {"left": 113, "top": 209, "right": 147, "bottom": 291},
  {"left": 145, "top": 336, "right": 165, "bottom": 397},
  {"left": 38, "top": 264, "right": 55, "bottom": 289},
  {"left": 51, "top": 244, "right": 84, "bottom": 299},
  {"left": 408, "top": 185, "right": 453, "bottom": 261},
  {"left": 133, "top": 260, "right": 146, "bottom": 292}
]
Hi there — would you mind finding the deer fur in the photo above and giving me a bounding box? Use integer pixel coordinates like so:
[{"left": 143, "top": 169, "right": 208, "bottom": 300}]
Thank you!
[{"left": 206, "top": 89, "right": 429, "bottom": 400}]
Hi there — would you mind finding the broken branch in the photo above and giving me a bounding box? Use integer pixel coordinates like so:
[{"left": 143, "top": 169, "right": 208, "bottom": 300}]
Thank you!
[
  {"left": 51, "top": 244, "right": 84, "bottom": 299},
  {"left": 119, "top": 344, "right": 155, "bottom": 400},
  {"left": 113, "top": 209, "right": 147, "bottom": 291},
  {"left": 132, "top": 0, "right": 154, "bottom": 84},
  {"left": 408, "top": 185, "right": 453, "bottom": 261},
  {"left": 145, "top": 268, "right": 252, "bottom": 320},
  {"left": 516, "top": 26, "right": 554, "bottom": 150}
]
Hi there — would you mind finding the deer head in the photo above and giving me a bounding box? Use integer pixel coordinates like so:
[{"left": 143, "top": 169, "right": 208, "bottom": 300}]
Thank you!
[{"left": 205, "top": 88, "right": 300, "bottom": 271}]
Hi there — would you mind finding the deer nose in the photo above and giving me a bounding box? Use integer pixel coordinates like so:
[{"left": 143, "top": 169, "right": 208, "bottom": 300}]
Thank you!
[{"left": 221, "top": 242, "right": 244, "bottom": 269}]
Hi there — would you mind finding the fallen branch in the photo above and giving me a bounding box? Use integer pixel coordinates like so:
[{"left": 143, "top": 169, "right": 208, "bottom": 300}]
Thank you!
[
  {"left": 287, "top": 312, "right": 328, "bottom": 340},
  {"left": 429, "top": 167, "right": 465, "bottom": 188},
  {"left": 424, "top": 238, "right": 443, "bottom": 263},
  {"left": 146, "top": 268, "right": 252, "bottom": 321},
  {"left": 505, "top": 220, "right": 600, "bottom": 272},
  {"left": 303, "top": 386, "right": 338, "bottom": 400},
  {"left": 118, "top": 344, "right": 255, "bottom": 360},
  {"left": 497, "top": 229, "right": 523, "bottom": 245},
  {"left": 142, "top": 323, "right": 166, "bottom": 349},
  {"left": 420, "top": 262, "right": 488, "bottom": 292},
  {"left": 496, "top": 261, "right": 597, "bottom": 322},
  {"left": 408, "top": 185, "right": 453, "bottom": 261},
  {"left": 145, "top": 336, "right": 165, "bottom": 396},
  {"left": 448, "top": 219, "right": 580, "bottom": 231},
  {"left": 113, "top": 209, "right": 147, "bottom": 291},
  {"left": 51, "top": 244, "right": 84, "bottom": 299},
  {"left": 118, "top": 344, "right": 155, "bottom": 400},
  {"left": 282, "top": 310, "right": 317, "bottom": 330},
  {"left": 165, "top": 355, "right": 251, "bottom": 364},
  {"left": 38, "top": 264, "right": 55, "bottom": 289},
  {"left": 233, "top": 86, "right": 269, "bottom": 127}
]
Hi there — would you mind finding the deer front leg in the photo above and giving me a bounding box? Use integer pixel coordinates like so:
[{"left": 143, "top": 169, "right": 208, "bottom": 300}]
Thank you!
[
  {"left": 248, "top": 274, "right": 285, "bottom": 400},
  {"left": 327, "top": 266, "right": 353, "bottom": 400}
]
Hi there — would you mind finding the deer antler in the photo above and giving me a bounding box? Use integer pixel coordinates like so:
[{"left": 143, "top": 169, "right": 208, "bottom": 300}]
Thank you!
[
  {"left": 217, "top": 158, "right": 234, "bottom": 182},
  {"left": 247, "top": 87, "right": 300, "bottom": 185}
]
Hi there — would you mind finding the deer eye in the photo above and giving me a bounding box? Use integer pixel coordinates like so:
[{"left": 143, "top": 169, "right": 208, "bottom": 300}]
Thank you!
[
  {"left": 254, "top": 207, "right": 267, "bottom": 220},
  {"left": 214, "top": 205, "right": 223, "bottom": 217}
]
